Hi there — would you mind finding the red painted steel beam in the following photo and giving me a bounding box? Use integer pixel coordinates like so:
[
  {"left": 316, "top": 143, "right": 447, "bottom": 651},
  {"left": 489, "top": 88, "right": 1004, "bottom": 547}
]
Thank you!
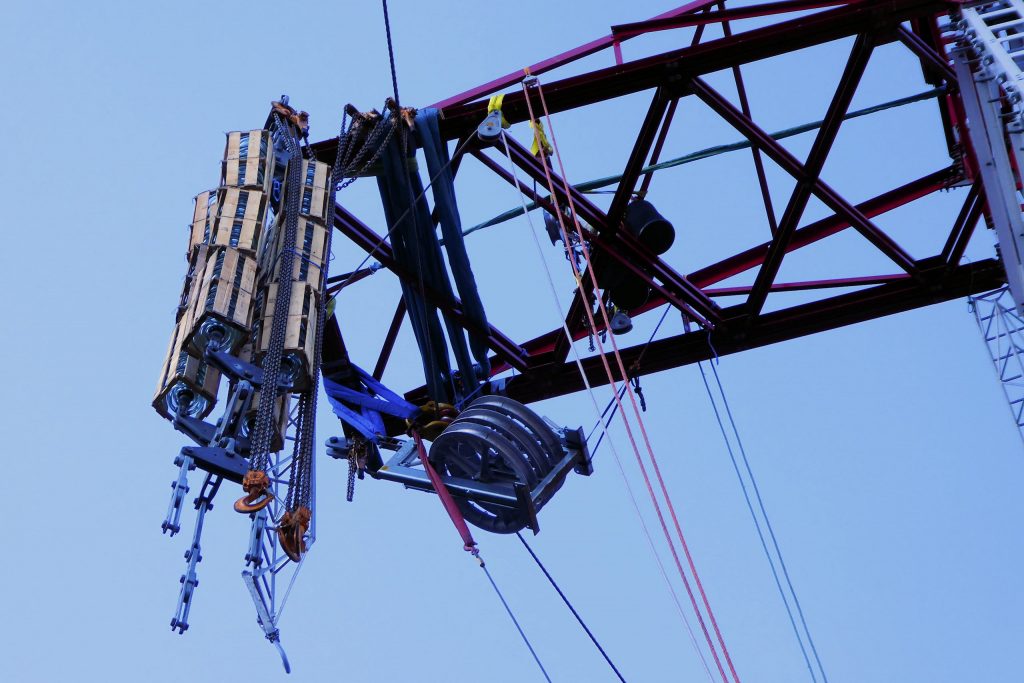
[
  {"left": 492, "top": 167, "right": 953, "bottom": 374},
  {"left": 331, "top": 204, "right": 531, "bottom": 371},
  {"left": 474, "top": 140, "right": 721, "bottom": 328},
  {"left": 431, "top": 0, "right": 717, "bottom": 110},
  {"left": 688, "top": 168, "right": 952, "bottom": 287},
  {"left": 484, "top": 258, "right": 1005, "bottom": 405},
  {"left": 610, "top": 0, "right": 859, "bottom": 38},
  {"left": 744, "top": 33, "right": 874, "bottom": 316},
  {"left": 942, "top": 181, "right": 984, "bottom": 268},
  {"left": 433, "top": 0, "right": 948, "bottom": 141},
  {"left": 372, "top": 298, "right": 406, "bottom": 380},
  {"left": 606, "top": 88, "right": 671, "bottom": 233},
  {"left": 897, "top": 25, "right": 958, "bottom": 85},
  {"left": 689, "top": 76, "right": 920, "bottom": 276}
]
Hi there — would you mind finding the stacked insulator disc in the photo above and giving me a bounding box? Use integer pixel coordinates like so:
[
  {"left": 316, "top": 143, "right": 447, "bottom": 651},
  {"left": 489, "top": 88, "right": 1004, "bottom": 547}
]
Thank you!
[{"left": 153, "top": 130, "right": 274, "bottom": 421}]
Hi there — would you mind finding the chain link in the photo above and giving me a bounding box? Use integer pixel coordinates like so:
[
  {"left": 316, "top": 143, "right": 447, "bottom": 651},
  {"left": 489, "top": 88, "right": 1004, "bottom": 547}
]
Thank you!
[
  {"left": 249, "top": 112, "right": 303, "bottom": 474},
  {"left": 266, "top": 107, "right": 400, "bottom": 509},
  {"left": 337, "top": 110, "right": 398, "bottom": 191},
  {"left": 346, "top": 452, "right": 357, "bottom": 502}
]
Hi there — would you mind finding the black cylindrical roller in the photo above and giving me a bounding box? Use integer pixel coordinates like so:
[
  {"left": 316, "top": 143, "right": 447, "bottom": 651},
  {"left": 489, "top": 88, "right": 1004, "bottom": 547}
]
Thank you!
[{"left": 625, "top": 199, "right": 675, "bottom": 255}]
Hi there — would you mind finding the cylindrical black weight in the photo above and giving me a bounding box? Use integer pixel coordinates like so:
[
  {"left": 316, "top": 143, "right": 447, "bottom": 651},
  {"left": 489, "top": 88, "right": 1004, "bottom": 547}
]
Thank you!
[{"left": 625, "top": 200, "right": 675, "bottom": 255}]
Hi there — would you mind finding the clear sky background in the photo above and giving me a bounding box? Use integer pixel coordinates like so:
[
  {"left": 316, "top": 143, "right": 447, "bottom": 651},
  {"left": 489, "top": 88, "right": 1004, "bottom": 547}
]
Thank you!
[{"left": 3, "top": 1, "right": 1023, "bottom": 681}]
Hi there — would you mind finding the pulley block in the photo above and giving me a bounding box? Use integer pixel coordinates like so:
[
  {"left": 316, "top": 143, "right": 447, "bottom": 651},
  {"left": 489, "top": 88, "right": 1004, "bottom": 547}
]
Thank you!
[{"left": 427, "top": 396, "right": 585, "bottom": 534}]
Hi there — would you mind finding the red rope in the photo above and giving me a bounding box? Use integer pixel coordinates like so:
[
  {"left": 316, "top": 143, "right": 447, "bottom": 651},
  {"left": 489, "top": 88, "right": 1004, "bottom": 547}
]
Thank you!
[
  {"left": 521, "top": 76, "right": 741, "bottom": 683},
  {"left": 412, "top": 430, "right": 477, "bottom": 552}
]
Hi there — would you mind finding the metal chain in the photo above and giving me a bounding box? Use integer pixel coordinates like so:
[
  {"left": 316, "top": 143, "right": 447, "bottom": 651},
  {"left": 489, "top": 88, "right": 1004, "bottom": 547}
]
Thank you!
[
  {"left": 346, "top": 453, "right": 357, "bottom": 502},
  {"left": 285, "top": 393, "right": 306, "bottom": 511},
  {"left": 290, "top": 109, "right": 364, "bottom": 510},
  {"left": 249, "top": 113, "right": 303, "bottom": 473},
  {"left": 337, "top": 112, "right": 398, "bottom": 191},
  {"left": 277, "top": 109, "right": 401, "bottom": 510}
]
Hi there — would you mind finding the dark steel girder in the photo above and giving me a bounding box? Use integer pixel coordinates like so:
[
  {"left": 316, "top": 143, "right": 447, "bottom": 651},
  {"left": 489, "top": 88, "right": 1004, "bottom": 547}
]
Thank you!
[
  {"left": 432, "top": 0, "right": 948, "bottom": 141},
  {"left": 330, "top": 205, "right": 531, "bottom": 371},
  {"left": 688, "top": 76, "right": 920, "bottom": 277},
  {"left": 475, "top": 138, "right": 722, "bottom": 328},
  {"left": 744, "top": 33, "right": 874, "bottom": 316},
  {"left": 606, "top": 88, "right": 672, "bottom": 233},
  {"left": 476, "top": 259, "right": 1005, "bottom": 405},
  {"left": 490, "top": 167, "right": 956, "bottom": 374}
]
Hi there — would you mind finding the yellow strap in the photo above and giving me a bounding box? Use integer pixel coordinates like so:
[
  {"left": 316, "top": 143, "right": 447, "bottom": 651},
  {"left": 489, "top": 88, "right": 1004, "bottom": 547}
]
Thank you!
[
  {"left": 530, "top": 120, "right": 553, "bottom": 156},
  {"left": 487, "top": 95, "right": 510, "bottom": 129}
]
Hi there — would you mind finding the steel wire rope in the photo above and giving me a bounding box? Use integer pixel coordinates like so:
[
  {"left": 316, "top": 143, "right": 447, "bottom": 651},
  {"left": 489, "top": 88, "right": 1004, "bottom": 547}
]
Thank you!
[
  {"left": 380, "top": 0, "right": 455, "bottom": 402},
  {"left": 480, "top": 559, "right": 553, "bottom": 682},
  {"left": 523, "top": 77, "right": 739, "bottom": 683},
  {"left": 516, "top": 532, "right": 627, "bottom": 683},
  {"left": 498, "top": 131, "right": 715, "bottom": 682},
  {"left": 700, "top": 357, "right": 830, "bottom": 683},
  {"left": 378, "top": 8, "right": 551, "bottom": 680}
]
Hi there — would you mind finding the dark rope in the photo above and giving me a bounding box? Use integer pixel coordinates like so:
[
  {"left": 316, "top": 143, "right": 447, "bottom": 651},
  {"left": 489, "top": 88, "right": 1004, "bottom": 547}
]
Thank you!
[
  {"left": 479, "top": 557, "right": 553, "bottom": 682},
  {"left": 700, "top": 360, "right": 827, "bottom": 679},
  {"left": 516, "top": 533, "right": 627, "bottom": 683},
  {"left": 588, "top": 305, "right": 671, "bottom": 456},
  {"left": 702, "top": 359, "right": 829, "bottom": 683},
  {"left": 381, "top": 0, "right": 400, "bottom": 107}
]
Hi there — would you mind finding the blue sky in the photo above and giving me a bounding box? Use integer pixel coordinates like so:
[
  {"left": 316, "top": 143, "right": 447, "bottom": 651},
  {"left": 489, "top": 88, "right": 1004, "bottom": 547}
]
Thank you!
[{"left": 3, "top": 1, "right": 1023, "bottom": 681}]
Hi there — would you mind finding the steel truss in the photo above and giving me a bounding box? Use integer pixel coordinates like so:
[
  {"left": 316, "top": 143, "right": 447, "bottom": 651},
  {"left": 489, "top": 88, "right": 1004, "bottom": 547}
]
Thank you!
[
  {"left": 311, "top": 0, "right": 1007, "bottom": 416},
  {"left": 971, "top": 286, "right": 1024, "bottom": 446},
  {"left": 163, "top": 383, "right": 313, "bottom": 671}
]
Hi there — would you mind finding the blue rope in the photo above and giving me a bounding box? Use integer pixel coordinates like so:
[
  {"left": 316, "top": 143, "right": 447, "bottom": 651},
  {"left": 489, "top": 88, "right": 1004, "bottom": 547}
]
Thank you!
[
  {"left": 478, "top": 557, "right": 553, "bottom": 682},
  {"left": 455, "top": 380, "right": 487, "bottom": 410},
  {"left": 705, "top": 359, "right": 829, "bottom": 683},
  {"left": 516, "top": 533, "right": 626, "bottom": 682},
  {"left": 587, "top": 306, "right": 671, "bottom": 457},
  {"left": 696, "top": 359, "right": 828, "bottom": 683},
  {"left": 586, "top": 384, "right": 627, "bottom": 454}
]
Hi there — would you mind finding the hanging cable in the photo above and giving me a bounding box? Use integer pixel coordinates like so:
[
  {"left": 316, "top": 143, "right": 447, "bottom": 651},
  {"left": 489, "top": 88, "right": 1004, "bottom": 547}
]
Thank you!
[
  {"left": 331, "top": 135, "right": 476, "bottom": 295},
  {"left": 412, "top": 430, "right": 552, "bottom": 681},
  {"left": 700, "top": 358, "right": 830, "bottom": 683},
  {"left": 462, "top": 87, "right": 946, "bottom": 238},
  {"left": 523, "top": 76, "right": 739, "bottom": 683},
  {"left": 375, "top": 10, "right": 550, "bottom": 675},
  {"left": 480, "top": 558, "right": 553, "bottom": 683},
  {"left": 381, "top": 0, "right": 401, "bottom": 107},
  {"left": 497, "top": 131, "right": 715, "bottom": 682},
  {"left": 517, "top": 532, "right": 627, "bottom": 683},
  {"left": 588, "top": 306, "right": 671, "bottom": 457}
]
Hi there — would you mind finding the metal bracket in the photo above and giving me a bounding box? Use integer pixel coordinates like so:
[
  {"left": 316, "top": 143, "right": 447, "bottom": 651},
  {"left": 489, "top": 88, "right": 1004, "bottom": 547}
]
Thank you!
[{"left": 477, "top": 110, "right": 505, "bottom": 144}]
